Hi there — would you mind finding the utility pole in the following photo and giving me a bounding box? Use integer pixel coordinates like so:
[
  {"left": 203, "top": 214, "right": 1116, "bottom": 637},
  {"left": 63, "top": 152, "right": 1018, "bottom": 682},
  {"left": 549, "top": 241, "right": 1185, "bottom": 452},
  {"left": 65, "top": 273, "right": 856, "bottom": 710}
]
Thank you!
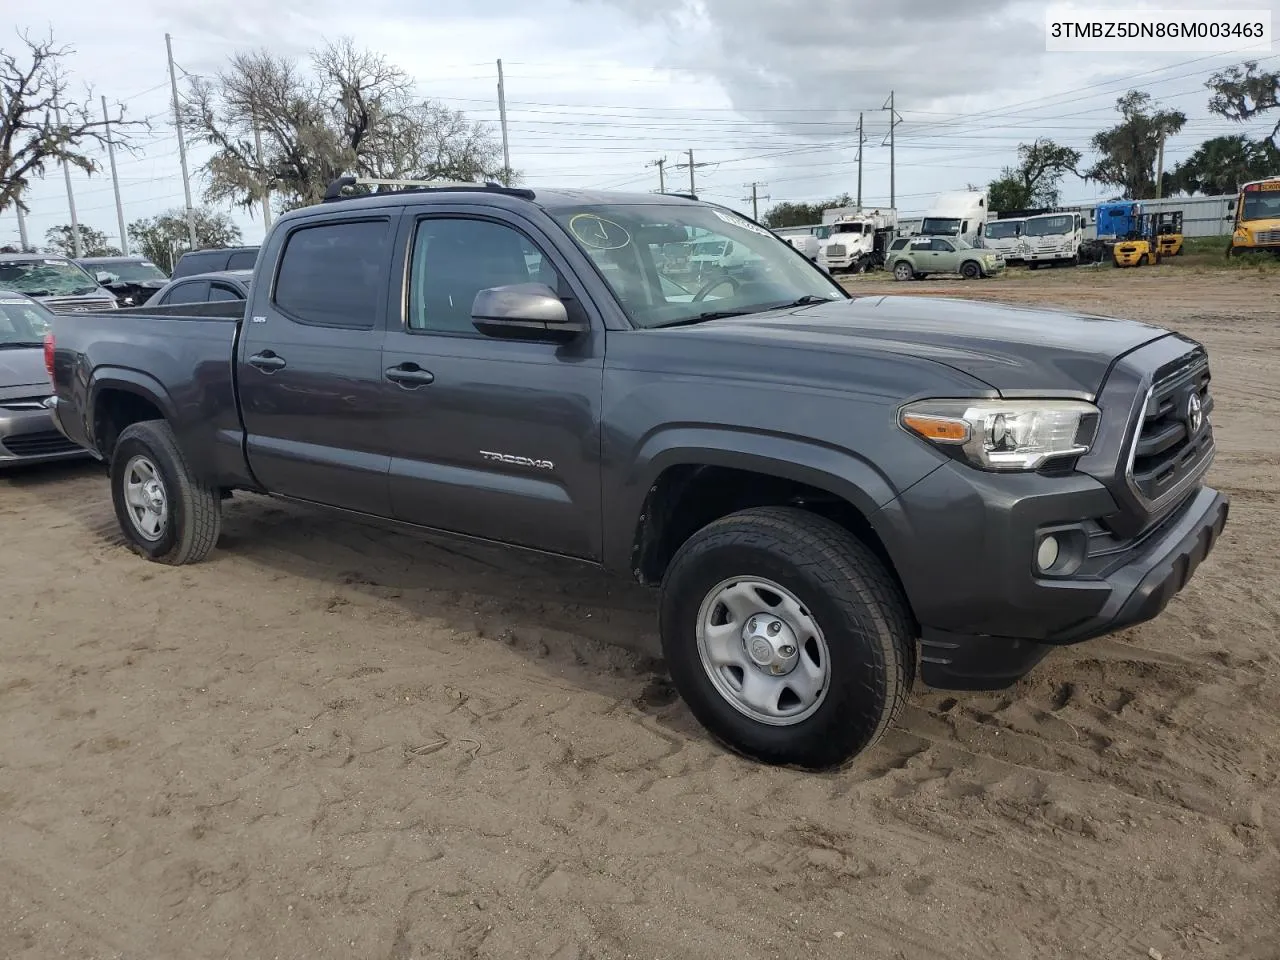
[
  {"left": 882, "top": 91, "right": 901, "bottom": 209},
  {"left": 856, "top": 112, "right": 865, "bottom": 210},
  {"left": 741, "top": 182, "right": 769, "bottom": 220},
  {"left": 165, "top": 33, "right": 198, "bottom": 249},
  {"left": 102, "top": 95, "right": 129, "bottom": 255},
  {"left": 53, "top": 100, "right": 82, "bottom": 257},
  {"left": 15, "top": 198, "right": 30, "bottom": 251},
  {"left": 253, "top": 120, "right": 272, "bottom": 229},
  {"left": 646, "top": 156, "right": 667, "bottom": 192},
  {"left": 1154, "top": 133, "right": 1166, "bottom": 200},
  {"left": 675, "top": 149, "right": 710, "bottom": 195},
  {"left": 496, "top": 59, "right": 511, "bottom": 185}
]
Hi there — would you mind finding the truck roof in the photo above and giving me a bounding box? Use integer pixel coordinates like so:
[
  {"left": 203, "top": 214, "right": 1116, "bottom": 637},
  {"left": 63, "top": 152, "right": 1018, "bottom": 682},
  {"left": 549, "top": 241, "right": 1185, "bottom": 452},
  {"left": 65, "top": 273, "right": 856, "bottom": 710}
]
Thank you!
[{"left": 292, "top": 182, "right": 705, "bottom": 225}]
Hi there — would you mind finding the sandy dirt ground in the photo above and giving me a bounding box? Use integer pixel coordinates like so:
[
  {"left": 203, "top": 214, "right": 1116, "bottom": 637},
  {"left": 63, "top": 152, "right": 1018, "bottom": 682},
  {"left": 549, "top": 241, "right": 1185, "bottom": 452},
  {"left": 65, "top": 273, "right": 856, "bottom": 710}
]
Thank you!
[{"left": 2, "top": 267, "right": 1278, "bottom": 960}]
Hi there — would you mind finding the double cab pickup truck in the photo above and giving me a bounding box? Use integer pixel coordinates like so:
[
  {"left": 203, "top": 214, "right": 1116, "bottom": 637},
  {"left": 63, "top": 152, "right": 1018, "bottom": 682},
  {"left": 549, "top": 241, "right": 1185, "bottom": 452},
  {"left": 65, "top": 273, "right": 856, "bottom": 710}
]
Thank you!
[{"left": 46, "top": 177, "right": 1228, "bottom": 769}]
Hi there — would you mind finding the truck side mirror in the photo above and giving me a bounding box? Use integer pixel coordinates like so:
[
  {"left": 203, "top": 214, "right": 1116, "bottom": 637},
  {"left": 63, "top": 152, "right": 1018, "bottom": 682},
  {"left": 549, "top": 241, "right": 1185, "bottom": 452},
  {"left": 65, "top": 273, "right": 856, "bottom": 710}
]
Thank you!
[{"left": 471, "top": 283, "right": 587, "bottom": 343}]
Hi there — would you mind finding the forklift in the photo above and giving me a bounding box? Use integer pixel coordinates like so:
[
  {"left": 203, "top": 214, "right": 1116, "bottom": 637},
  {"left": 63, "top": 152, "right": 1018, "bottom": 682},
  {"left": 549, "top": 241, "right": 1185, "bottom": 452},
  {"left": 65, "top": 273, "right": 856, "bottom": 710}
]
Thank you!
[
  {"left": 1154, "top": 210, "right": 1184, "bottom": 257},
  {"left": 1112, "top": 213, "right": 1163, "bottom": 267}
]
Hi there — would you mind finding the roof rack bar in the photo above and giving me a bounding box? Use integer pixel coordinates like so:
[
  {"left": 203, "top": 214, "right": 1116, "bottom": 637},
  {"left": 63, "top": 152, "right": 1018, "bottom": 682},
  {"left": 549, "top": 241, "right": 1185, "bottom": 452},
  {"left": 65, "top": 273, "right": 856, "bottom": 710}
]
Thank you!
[{"left": 322, "top": 175, "right": 536, "bottom": 203}]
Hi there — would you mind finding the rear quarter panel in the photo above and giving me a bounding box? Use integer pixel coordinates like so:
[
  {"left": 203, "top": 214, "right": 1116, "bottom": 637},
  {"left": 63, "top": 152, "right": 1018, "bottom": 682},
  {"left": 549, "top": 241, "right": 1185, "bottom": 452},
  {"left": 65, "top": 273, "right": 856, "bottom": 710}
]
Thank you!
[{"left": 50, "top": 310, "right": 253, "bottom": 487}]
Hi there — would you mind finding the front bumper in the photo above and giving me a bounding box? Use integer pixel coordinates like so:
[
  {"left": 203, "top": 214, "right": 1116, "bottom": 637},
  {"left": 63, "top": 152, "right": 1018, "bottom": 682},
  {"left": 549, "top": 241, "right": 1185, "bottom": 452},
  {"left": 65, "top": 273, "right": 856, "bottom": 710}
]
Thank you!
[
  {"left": 0, "top": 404, "right": 91, "bottom": 468},
  {"left": 874, "top": 434, "right": 1228, "bottom": 691}
]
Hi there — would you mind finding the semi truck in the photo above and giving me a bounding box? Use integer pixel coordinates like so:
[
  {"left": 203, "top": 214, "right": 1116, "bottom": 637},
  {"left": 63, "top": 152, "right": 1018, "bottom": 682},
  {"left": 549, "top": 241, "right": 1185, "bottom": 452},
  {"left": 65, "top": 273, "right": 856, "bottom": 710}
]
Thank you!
[{"left": 919, "top": 191, "right": 988, "bottom": 246}]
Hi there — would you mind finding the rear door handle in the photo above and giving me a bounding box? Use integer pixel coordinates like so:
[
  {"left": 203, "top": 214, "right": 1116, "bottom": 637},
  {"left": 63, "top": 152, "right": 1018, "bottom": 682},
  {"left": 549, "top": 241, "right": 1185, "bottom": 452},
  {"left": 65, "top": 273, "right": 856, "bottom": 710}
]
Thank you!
[
  {"left": 385, "top": 363, "right": 435, "bottom": 387},
  {"left": 248, "top": 351, "right": 286, "bottom": 372}
]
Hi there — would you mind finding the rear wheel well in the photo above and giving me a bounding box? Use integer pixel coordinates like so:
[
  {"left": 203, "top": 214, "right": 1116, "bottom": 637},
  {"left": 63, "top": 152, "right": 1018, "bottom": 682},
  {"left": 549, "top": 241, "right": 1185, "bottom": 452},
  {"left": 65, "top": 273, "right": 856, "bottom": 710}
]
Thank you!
[
  {"left": 94, "top": 389, "right": 164, "bottom": 458},
  {"left": 633, "top": 464, "right": 913, "bottom": 622}
]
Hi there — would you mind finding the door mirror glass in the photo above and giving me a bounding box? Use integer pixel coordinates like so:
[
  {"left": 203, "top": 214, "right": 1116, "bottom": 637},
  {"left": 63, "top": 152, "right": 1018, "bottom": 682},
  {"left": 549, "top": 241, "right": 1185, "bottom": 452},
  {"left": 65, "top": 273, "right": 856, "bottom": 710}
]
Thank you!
[{"left": 471, "top": 282, "right": 586, "bottom": 342}]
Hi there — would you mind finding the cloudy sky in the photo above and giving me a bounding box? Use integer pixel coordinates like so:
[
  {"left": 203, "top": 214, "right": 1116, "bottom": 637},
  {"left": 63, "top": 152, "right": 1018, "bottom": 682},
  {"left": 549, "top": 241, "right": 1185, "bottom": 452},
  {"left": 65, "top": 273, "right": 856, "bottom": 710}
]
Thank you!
[{"left": 3, "top": 0, "right": 1276, "bottom": 253}]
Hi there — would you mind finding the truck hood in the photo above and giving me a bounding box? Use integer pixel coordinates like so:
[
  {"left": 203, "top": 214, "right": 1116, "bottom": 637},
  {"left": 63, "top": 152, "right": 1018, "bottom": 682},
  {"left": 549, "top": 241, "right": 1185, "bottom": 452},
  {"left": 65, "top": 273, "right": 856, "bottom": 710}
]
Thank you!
[
  {"left": 0, "top": 347, "right": 49, "bottom": 393},
  {"left": 674, "top": 294, "right": 1171, "bottom": 396}
]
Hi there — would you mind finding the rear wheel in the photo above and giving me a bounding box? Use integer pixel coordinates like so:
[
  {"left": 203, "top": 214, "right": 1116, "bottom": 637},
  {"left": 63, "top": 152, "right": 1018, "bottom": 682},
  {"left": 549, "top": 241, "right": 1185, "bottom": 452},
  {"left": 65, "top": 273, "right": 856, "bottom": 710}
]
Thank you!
[
  {"left": 658, "top": 506, "right": 915, "bottom": 769},
  {"left": 960, "top": 260, "right": 981, "bottom": 280},
  {"left": 893, "top": 261, "right": 914, "bottom": 281},
  {"left": 110, "top": 420, "right": 221, "bottom": 565}
]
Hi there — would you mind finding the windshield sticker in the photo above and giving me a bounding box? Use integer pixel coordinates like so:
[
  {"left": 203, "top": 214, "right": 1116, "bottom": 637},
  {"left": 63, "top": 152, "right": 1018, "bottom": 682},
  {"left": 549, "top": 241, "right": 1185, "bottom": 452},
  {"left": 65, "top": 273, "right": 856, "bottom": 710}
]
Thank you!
[
  {"left": 568, "top": 214, "right": 632, "bottom": 250},
  {"left": 712, "top": 209, "right": 771, "bottom": 237}
]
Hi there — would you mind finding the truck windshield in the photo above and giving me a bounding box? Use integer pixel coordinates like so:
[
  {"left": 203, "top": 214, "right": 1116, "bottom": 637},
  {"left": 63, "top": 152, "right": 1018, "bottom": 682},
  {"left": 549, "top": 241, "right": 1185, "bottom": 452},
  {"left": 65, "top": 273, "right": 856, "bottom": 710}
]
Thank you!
[
  {"left": 1024, "top": 215, "right": 1074, "bottom": 237},
  {"left": 920, "top": 217, "right": 961, "bottom": 236},
  {"left": 550, "top": 203, "right": 847, "bottom": 329},
  {"left": 90, "top": 261, "right": 167, "bottom": 283},
  {"left": 1242, "top": 192, "right": 1280, "bottom": 221},
  {"left": 984, "top": 221, "right": 1020, "bottom": 240},
  {"left": 0, "top": 259, "right": 100, "bottom": 297},
  {"left": 0, "top": 297, "right": 52, "bottom": 345}
]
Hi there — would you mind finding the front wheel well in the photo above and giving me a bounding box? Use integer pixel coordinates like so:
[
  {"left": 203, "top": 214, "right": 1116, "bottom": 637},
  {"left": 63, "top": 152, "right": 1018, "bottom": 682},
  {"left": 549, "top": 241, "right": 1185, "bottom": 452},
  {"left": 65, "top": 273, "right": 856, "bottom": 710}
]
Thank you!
[
  {"left": 632, "top": 464, "right": 912, "bottom": 622},
  {"left": 94, "top": 388, "right": 165, "bottom": 458}
]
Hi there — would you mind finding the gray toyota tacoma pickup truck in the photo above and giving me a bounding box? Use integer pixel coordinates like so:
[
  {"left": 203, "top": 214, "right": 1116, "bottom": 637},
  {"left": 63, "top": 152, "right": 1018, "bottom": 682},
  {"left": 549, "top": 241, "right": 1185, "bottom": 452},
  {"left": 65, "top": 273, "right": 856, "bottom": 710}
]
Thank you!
[{"left": 46, "top": 178, "right": 1228, "bottom": 769}]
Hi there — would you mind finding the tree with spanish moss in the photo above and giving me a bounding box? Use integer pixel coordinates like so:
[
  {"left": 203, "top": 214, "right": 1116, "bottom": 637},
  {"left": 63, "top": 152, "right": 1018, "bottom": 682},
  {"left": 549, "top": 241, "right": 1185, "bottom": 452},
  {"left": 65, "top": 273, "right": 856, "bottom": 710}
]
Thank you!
[{"left": 182, "top": 37, "right": 514, "bottom": 214}]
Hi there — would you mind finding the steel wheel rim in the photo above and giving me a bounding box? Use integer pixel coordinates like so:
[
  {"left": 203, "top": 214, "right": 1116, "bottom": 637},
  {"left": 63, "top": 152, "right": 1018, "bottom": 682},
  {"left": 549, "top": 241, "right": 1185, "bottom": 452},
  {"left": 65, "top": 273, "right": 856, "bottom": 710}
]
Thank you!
[
  {"left": 123, "top": 455, "right": 169, "bottom": 542},
  {"left": 695, "top": 576, "right": 830, "bottom": 726}
]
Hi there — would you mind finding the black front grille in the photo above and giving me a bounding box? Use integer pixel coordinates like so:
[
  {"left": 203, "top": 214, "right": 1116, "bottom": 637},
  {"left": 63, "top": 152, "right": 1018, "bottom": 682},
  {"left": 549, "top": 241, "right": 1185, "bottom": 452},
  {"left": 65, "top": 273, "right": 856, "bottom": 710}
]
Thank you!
[
  {"left": 2, "top": 430, "right": 81, "bottom": 457},
  {"left": 1129, "top": 351, "right": 1213, "bottom": 504}
]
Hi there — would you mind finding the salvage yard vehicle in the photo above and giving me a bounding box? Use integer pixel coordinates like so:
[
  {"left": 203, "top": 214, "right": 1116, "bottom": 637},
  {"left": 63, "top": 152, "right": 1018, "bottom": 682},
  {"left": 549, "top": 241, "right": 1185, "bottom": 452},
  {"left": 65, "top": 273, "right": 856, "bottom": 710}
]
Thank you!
[
  {"left": 46, "top": 177, "right": 1229, "bottom": 769},
  {"left": 1113, "top": 214, "right": 1162, "bottom": 267},
  {"left": 171, "top": 245, "right": 259, "bottom": 279},
  {"left": 981, "top": 218, "right": 1025, "bottom": 264},
  {"left": 887, "top": 235, "right": 1005, "bottom": 280},
  {"left": 0, "top": 292, "right": 90, "bottom": 467},
  {"left": 1022, "top": 212, "right": 1086, "bottom": 269},
  {"left": 143, "top": 270, "right": 252, "bottom": 307},
  {"left": 0, "top": 253, "right": 118, "bottom": 313},
  {"left": 1154, "top": 211, "right": 1185, "bottom": 257},
  {"left": 1226, "top": 177, "right": 1280, "bottom": 257},
  {"left": 76, "top": 256, "right": 170, "bottom": 306}
]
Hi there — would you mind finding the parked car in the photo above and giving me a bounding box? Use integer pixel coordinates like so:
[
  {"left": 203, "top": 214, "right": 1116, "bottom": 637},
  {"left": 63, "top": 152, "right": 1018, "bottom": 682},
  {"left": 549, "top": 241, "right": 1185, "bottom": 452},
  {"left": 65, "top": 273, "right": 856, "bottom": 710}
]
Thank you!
[
  {"left": 47, "top": 180, "right": 1227, "bottom": 770},
  {"left": 0, "top": 253, "right": 118, "bottom": 312},
  {"left": 144, "top": 270, "right": 252, "bottom": 307},
  {"left": 171, "top": 246, "right": 259, "bottom": 279},
  {"left": 887, "top": 235, "right": 1005, "bottom": 281},
  {"left": 77, "top": 255, "right": 170, "bottom": 306},
  {"left": 0, "top": 291, "right": 90, "bottom": 467}
]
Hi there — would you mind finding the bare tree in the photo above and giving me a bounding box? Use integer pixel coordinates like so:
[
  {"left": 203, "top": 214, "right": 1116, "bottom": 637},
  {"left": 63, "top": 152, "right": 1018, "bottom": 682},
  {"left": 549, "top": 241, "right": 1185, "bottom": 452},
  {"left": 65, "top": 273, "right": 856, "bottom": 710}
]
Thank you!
[
  {"left": 183, "top": 37, "right": 510, "bottom": 213},
  {"left": 0, "top": 29, "right": 138, "bottom": 214}
]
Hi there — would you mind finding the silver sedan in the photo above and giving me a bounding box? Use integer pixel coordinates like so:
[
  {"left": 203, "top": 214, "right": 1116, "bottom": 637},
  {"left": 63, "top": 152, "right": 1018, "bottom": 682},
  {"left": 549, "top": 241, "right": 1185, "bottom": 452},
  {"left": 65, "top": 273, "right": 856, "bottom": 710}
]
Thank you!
[{"left": 0, "top": 290, "right": 92, "bottom": 468}]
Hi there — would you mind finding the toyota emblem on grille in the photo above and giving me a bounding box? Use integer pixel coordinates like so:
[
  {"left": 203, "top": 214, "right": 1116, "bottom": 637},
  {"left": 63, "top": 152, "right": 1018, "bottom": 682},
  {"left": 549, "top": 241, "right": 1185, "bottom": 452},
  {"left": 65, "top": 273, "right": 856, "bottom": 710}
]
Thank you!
[{"left": 1186, "top": 391, "right": 1204, "bottom": 435}]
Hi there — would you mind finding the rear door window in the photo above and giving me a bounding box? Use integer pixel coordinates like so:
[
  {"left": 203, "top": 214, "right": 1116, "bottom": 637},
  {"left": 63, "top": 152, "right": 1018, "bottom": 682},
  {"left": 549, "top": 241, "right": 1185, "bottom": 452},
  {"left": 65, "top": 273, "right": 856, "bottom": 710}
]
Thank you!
[
  {"left": 273, "top": 219, "right": 392, "bottom": 329},
  {"left": 226, "top": 250, "right": 258, "bottom": 270}
]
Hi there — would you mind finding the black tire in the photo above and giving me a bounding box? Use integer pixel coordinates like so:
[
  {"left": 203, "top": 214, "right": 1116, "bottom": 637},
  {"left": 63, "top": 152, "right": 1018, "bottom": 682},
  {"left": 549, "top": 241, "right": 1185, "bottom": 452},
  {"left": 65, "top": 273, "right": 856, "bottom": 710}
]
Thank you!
[
  {"left": 892, "top": 261, "right": 913, "bottom": 282},
  {"left": 960, "top": 260, "right": 981, "bottom": 279},
  {"left": 1028, "top": 261, "right": 1040, "bottom": 270},
  {"left": 658, "top": 506, "right": 915, "bottom": 769},
  {"left": 110, "top": 420, "right": 221, "bottom": 565}
]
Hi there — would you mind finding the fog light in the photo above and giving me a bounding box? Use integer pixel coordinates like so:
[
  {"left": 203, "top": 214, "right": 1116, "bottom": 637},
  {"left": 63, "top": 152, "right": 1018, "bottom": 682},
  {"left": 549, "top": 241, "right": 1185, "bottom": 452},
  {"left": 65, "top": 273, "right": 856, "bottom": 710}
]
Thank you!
[{"left": 1036, "top": 535, "right": 1060, "bottom": 572}]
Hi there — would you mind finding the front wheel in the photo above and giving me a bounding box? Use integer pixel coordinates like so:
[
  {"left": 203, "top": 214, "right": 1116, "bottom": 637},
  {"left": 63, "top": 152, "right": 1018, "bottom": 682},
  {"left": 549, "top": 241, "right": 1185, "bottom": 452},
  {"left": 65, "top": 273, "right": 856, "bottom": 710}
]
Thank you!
[
  {"left": 658, "top": 507, "right": 915, "bottom": 769},
  {"left": 893, "top": 262, "right": 914, "bottom": 281},
  {"left": 111, "top": 420, "right": 222, "bottom": 565},
  {"left": 960, "top": 260, "right": 981, "bottom": 279}
]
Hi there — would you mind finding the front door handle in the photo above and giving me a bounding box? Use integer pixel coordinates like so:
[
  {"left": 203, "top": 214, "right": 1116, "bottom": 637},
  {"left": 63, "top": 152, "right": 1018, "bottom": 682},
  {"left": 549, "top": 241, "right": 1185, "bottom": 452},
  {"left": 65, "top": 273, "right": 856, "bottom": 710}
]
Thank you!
[
  {"left": 385, "top": 363, "right": 435, "bottom": 387},
  {"left": 248, "top": 351, "right": 286, "bottom": 372}
]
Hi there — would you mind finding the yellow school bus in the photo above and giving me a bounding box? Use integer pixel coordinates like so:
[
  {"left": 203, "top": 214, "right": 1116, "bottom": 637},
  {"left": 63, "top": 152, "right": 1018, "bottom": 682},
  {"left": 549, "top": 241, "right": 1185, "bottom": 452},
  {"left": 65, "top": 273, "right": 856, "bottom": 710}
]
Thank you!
[{"left": 1228, "top": 177, "right": 1280, "bottom": 256}]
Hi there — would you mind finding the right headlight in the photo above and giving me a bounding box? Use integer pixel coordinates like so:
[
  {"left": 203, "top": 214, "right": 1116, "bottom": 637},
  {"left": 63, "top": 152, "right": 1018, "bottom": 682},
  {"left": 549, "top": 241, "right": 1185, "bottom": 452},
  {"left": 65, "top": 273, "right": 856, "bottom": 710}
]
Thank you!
[{"left": 900, "top": 398, "right": 1100, "bottom": 471}]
